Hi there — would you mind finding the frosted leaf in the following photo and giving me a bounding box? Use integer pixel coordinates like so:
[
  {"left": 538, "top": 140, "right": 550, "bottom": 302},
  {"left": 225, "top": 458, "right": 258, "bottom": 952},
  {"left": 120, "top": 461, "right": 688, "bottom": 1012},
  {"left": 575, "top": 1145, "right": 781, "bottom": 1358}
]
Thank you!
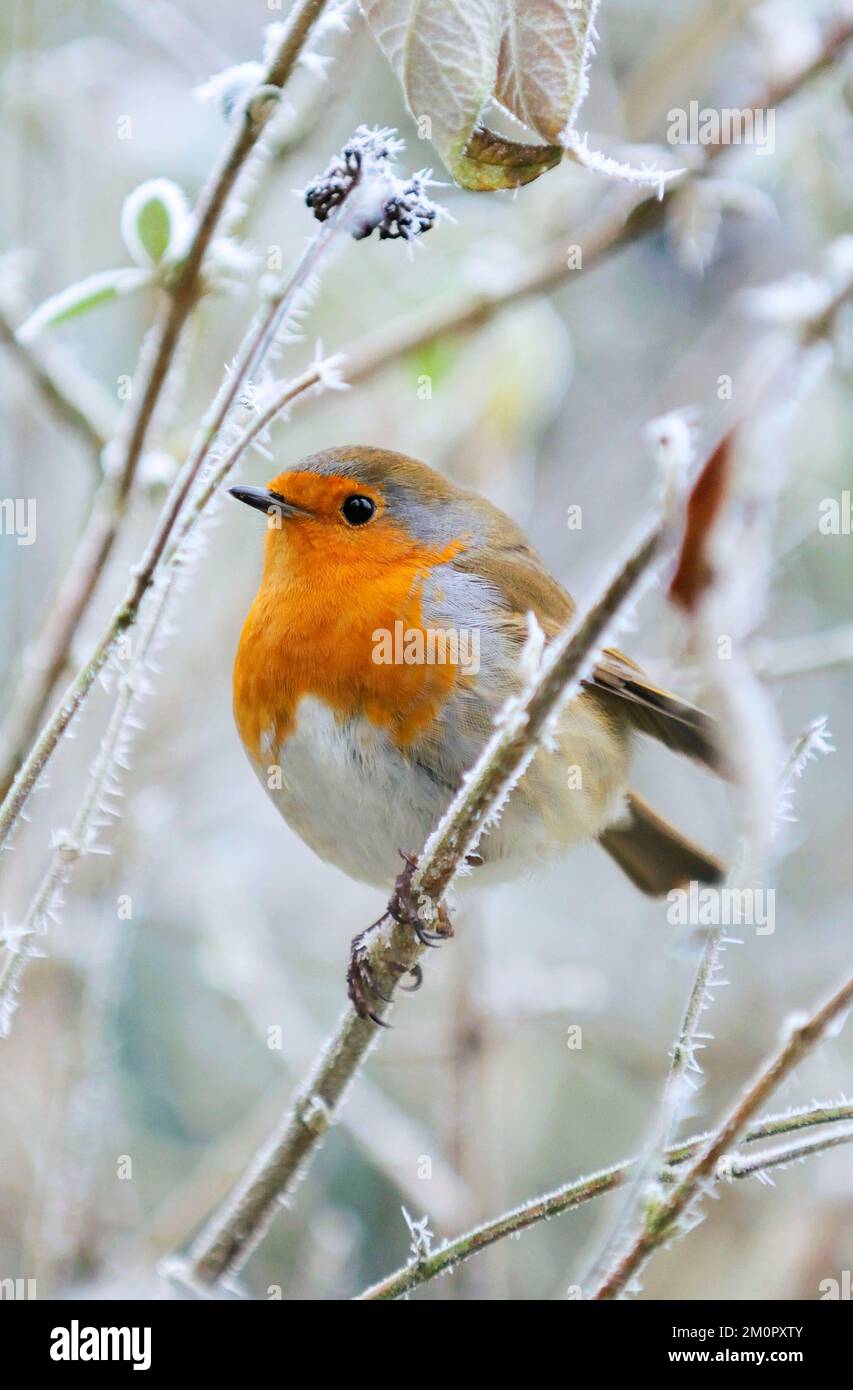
[
  {"left": 194, "top": 62, "right": 266, "bottom": 122},
  {"left": 363, "top": 0, "right": 500, "bottom": 177},
  {"left": 495, "top": 0, "right": 600, "bottom": 142},
  {"left": 121, "top": 178, "right": 193, "bottom": 268},
  {"left": 16, "top": 267, "right": 155, "bottom": 342}
]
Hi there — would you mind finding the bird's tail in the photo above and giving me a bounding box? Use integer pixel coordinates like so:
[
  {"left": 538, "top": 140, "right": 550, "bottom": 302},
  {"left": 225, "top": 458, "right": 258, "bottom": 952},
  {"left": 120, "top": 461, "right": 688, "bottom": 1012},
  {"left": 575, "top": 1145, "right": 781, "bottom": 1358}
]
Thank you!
[{"left": 599, "top": 791, "right": 723, "bottom": 897}]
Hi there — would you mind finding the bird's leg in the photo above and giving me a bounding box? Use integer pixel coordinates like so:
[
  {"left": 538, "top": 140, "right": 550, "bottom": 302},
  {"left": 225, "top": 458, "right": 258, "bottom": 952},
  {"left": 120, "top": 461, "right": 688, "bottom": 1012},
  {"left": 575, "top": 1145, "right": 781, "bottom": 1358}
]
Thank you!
[
  {"left": 346, "top": 851, "right": 452, "bottom": 1024},
  {"left": 390, "top": 850, "right": 454, "bottom": 947}
]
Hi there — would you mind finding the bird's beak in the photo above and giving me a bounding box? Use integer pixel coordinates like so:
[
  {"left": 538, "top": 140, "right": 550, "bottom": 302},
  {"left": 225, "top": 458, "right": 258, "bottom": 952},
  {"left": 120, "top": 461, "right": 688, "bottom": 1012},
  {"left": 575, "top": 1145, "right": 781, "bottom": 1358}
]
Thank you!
[{"left": 228, "top": 485, "right": 311, "bottom": 519}]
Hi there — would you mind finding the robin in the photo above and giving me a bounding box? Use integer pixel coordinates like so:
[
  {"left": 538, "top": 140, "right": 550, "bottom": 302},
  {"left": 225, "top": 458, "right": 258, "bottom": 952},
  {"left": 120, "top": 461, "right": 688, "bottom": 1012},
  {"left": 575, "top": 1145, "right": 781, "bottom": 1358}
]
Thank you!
[{"left": 231, "top": 446, "right": 723, "bottom": 1008}]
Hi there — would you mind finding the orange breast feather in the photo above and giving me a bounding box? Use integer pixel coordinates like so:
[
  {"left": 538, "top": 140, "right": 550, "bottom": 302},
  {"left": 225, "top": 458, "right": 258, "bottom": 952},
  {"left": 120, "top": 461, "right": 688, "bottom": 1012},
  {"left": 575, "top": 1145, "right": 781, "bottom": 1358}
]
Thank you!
[{"left": 233, "top": 519, "right": 467, "bottom": 760}]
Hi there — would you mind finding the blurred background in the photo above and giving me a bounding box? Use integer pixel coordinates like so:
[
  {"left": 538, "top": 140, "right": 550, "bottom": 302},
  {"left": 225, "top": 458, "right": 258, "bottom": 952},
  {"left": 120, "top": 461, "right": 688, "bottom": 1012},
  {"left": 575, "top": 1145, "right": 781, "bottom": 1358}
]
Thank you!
[{"left": 0, "top": 0, "right": 851, "bottom": 1301}]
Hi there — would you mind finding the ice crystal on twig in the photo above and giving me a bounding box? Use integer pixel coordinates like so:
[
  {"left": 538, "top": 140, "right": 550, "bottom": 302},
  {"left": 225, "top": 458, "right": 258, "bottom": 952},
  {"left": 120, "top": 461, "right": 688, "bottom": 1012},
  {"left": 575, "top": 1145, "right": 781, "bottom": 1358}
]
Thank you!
[{"left": 401, "top": 1207, "right": 434, "bottom": 1264}]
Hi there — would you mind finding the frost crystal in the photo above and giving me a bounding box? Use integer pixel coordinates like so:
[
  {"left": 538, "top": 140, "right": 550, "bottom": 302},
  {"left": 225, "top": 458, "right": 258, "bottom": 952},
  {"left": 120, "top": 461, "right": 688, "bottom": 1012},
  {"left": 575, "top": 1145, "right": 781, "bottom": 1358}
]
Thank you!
[
  {"left": 776, "top": 717, "right": 834, "bottom": 829},
  {"left": 401, "top": 1206, "right": 434, "bottom": 1263},
  {"left": 564, "top": 130, "right": 684, "bottom": 198},
  {"left": 194, "top": 62, "right": 266, "bottom": 122}
]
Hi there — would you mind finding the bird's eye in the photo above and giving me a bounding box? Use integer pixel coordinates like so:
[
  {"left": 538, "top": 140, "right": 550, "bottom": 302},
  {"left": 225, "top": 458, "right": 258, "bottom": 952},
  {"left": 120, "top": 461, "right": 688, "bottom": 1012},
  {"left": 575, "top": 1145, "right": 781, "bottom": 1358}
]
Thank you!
[{"left": 341, "top": 494, "right": 376, "bottom": 526}]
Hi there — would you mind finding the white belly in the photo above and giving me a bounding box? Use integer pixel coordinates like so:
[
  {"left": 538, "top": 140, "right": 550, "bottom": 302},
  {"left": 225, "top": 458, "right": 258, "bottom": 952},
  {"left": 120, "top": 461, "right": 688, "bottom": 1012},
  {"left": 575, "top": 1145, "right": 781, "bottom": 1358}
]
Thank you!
[
  {"left": 253, "top": 696, "right": 446, "bottom": 887},
  {"left": 249, "top": 693, "right": 630, "bottom": 890}
]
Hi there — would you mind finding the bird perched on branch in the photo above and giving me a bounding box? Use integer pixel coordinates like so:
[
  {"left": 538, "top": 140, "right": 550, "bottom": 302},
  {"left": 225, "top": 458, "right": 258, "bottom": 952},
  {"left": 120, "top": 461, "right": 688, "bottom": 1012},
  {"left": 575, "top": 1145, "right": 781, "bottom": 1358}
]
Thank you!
[{"left": 231, "top": 446, "right": 723, "bottom": 1014}]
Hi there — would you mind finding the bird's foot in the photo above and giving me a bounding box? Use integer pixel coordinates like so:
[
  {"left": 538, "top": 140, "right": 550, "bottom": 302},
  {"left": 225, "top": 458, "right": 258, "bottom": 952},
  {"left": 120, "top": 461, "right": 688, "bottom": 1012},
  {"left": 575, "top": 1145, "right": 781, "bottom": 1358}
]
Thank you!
[
  {"left": 390, "top": 850, "right": 454, "bottom": 947},
  {"left": 347, "top": 924, "right": 393, "bottom": 1027},
  {"left": 346, "top": 852, "right": 450, "bottom": 1025}
]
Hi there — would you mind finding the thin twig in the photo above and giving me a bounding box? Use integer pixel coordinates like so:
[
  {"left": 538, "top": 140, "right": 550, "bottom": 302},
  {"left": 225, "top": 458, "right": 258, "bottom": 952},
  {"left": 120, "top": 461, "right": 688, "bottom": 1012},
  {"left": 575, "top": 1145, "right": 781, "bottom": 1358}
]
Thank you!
[
  {"left": 0, "top": 238, "right": 342, "bottom": 859},
  {"left": 584, "top": 262, "right": 852, "bottom": 1298},
  {"left": 355, "top": 1103, "right": 853, "bottom": 1300},
  {"left": 151, "top": 962, "right": 478, "bottom": 1259},
  {"left": 0, "top": 0, "right": 329, "bottom": 802},
  {"left": 0, "top": 568, "right": 176, "bottom": 1033},
  {"left": 592, "top": 970, "right": 853, "bottom": 1298},
  {"left": 0, "top": 306, "right": 114, "bottom": 460}
]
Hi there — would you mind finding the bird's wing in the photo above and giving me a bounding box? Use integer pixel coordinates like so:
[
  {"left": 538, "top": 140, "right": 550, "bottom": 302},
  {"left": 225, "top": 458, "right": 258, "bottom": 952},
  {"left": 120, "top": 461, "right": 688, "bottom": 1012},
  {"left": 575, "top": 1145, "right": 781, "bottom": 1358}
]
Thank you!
[
  {"left": 440, "top": 523, "right": 727, "bottom": 784},
  {"left": 453, "top": 544, "right": 726, "bottom": 775},
  {"left": 582, "top": 649, "right": 726, "bottom": 775}
]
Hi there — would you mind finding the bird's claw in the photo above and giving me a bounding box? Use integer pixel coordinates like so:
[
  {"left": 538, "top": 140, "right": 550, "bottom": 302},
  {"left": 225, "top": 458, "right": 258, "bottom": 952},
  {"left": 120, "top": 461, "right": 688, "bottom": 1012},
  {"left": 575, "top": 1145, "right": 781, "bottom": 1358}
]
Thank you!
[
  {"left": 346, "top": 853, "right": 451, "bottom": 1025},
  {"left": 347, "top": 928, "right": 392, "bottom": 1026},
  {"left": 399, "top": 962, "right": 423, "bottom": 993},
  {"left": 390, "top": 850, "right": 454, "bottom": 946}
]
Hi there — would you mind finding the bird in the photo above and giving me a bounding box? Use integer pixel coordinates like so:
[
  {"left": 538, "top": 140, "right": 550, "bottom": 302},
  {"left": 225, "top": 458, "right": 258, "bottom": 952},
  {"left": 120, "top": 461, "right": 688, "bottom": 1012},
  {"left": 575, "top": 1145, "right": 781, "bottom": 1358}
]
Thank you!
[{"left": 230, "top": 445, "right": 724, "bottom": 1014}]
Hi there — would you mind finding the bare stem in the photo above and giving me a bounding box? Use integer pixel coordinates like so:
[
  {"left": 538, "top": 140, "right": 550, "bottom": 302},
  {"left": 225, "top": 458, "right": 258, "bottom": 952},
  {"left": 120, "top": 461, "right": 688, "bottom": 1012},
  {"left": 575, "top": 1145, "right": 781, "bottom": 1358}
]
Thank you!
[
  {"left": 0, "top": 236, "right": 340, "bottom": 857},
  {"left": 355, "top": 1102, "right": 853, "bottom": 1300},
  {"left": 592, "top": 970, "right": 853, "bottom": 1299},
  {"left": 0, "top": 0, "right": 329, "bottom": 802},
  {"left": 0, "top": 568, "right": 176, "bottom": 1033},
  {"left": 0, "top": 306, "right": 114, "bottom": 460}
]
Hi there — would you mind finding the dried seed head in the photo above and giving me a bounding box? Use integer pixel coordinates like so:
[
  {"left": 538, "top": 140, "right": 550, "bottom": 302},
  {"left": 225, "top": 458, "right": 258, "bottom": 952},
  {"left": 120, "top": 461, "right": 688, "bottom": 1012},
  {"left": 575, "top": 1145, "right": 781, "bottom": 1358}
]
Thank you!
[{"left": 304, "top": 127, "right": 441, "bottom": 243}]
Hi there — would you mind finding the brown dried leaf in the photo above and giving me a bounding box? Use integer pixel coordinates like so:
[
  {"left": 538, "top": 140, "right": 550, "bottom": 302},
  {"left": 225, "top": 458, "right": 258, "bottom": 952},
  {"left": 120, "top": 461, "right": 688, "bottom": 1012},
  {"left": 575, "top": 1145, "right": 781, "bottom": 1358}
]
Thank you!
[{"left": 669, "top": 433, "right": 733, "bottom": 612}]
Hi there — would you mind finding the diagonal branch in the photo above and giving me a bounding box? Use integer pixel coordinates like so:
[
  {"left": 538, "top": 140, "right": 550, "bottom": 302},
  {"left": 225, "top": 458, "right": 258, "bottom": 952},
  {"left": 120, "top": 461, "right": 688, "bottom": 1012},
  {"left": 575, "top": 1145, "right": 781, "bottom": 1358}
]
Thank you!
[
  {"left": 592, "top": 969, "right": 853, "bottom": 1298},
  {"left": 0, "top": 0, "right": 330, "bottom": 803},
  {"left": 0, "top": 306, "right": 115, "bottom": 462},
  {"left": 355, "top": 1102, "right": 853, "bottom": 1300}
]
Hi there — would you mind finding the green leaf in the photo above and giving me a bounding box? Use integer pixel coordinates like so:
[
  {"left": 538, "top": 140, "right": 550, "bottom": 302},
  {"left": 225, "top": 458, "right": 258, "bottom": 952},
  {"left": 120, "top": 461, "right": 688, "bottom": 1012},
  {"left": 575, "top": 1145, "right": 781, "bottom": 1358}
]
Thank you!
[
  {"left": 136, "top": 197, "right": 172, "bottom": 264},
  {"left": 121, "top": 178, "right": 191, "bottom": 267},
  {"left": 16, "top": 268, "right": 155, "bottom": 342}
]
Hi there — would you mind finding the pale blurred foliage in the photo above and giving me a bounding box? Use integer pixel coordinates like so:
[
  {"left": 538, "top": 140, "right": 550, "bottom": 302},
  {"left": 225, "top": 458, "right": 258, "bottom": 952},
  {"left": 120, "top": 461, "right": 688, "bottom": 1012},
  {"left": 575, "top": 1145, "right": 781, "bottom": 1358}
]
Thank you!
[{"left": 0, "top": 0, "right": 851, "bottom": 1301}]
